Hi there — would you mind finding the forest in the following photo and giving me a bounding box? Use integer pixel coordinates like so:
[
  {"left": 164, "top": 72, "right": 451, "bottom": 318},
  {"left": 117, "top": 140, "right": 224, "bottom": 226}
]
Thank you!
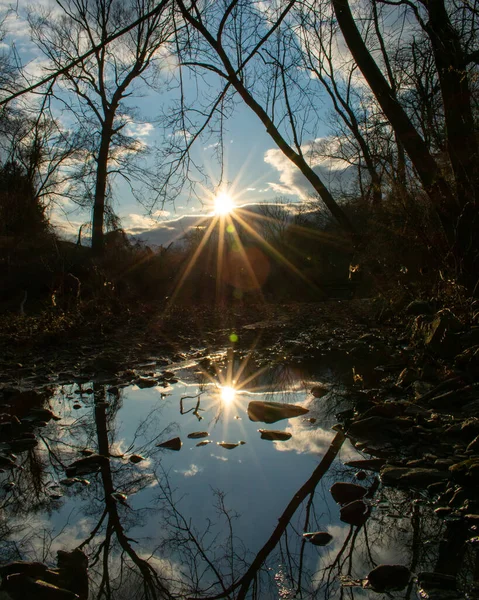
[{"left": 0, "top": 0, "right": 479, "bottom": 599}]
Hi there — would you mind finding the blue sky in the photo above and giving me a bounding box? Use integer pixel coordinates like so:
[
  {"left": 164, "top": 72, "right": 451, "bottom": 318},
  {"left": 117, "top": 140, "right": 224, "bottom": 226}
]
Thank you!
[{"left": 1, "top": 0, "right": 354, "bottom": 242}]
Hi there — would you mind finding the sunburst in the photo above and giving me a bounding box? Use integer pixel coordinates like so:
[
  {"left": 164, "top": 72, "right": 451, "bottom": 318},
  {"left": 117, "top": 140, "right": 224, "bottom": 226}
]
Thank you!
[{"left": 213, "top": 192, "right": 235, "bottom": 215}]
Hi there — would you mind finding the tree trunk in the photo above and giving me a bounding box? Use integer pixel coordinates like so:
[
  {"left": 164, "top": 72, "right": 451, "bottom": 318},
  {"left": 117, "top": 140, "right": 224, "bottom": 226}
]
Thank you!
[
  {"left": 91, "top": 115, "right": 114, "bottom": 255},
  {"left": 425, "top": 0, "right": 479, "bottom": 281},
  {"left": 331, "top": 0, "right": 456, "bottom": 234}
]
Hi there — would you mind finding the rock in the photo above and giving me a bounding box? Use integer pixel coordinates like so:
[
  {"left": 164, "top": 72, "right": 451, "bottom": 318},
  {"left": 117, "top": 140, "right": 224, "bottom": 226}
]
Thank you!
[
  {"left": 65, "top": 454, "right": 108, "bottom": 477},
  {"left": 0, "top": 562, "right": 49, "bottom": 578},
  {"left": 1, "top": 573, "right": 79, "bottom": 599},
  {"left": 302, "top": 531, "right": 333, "bottom": 546},
  {"left": 461, "top": 418, "right": 479, "bottom": 439},
  {"left": 111, "top": 492, "right": 128, "bottom": 505},
  {"left": 340, "top": 499, "right": 371, "bottom": 526},
  {"left": 455, "top": 346, "right": 479, "bottom": 376},
  {"left": 426, "top": 390, "right": 468, "bottom": 411},
  {"left": 406, "top": 300, "right": 433, "bottom": 316},
  {"left": 330, "top": 482, "right": 367, "bottom": 505},
  {"left": 128, "top": 454, "right": 145, "bottom": 464},
  {"left": 156, "top": 437, "right": 182, "bottom": 451},
  {"left": 347, "top": 416, "right": 408, "bottom": 442},
  {"left": 423, "top": 309, "right": 463, "bottom": 357},
  {"left": 367, "top": 564, "right": 410, "bottom": 592},
  {"left": 56, "top": 549, "right": 88, "bottom": 599},
  {"left": 434, "top": 506, "right": 452, "bottom": 517},
  {"left": 258, "top": 430, "right": 292, "bottom": 441},
  {"left": 360, "top": 402, "right": 405, "bottom": 419},
  {"left": 462, "top": 399, "right": 479, "bottom": 417},
  {"left": 134, "top": 377, "right": 157, "bottom": 389},
  {"left": 466, "top": 435, "right": 479, "bottom": 454},
  {"left": 449, "top": 458, "right": 479, "bottom": 484},
  {"left": 417, "top": 572, "right": 457, "bottom": 596},
  {"left": 396, "top": 368, "right": 417, "bottom": 387},
  {"left": 381, "top": 466, "right": 448, "bottom": 488},
  {"left": 217, "top": 441, "right": 246, "bottom": 449},
  {"left": 311, "top": 385, "right": 329, "bottom": 398},
  {"left": 187, "top": 432, "right": 209, "bottom": 439},
  {"left": 26, "top": 408, "right": 61, "bottom": 422},
  {"left": 247, "top": 401, "right": 308, "bottom": 424},
  {"left": 355, "top": 471, "right": 367, "bottom": 481},
  {"left": 344, "top": 458, "right": 386, "bottom": 472}
]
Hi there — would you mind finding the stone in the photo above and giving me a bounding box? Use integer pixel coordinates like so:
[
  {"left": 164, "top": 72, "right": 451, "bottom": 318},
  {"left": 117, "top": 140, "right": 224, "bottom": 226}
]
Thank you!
[
  {"left": 65, "top": 454, "right": 108, "bottom": 478},
  {"left": 344, "top": 458, "right": 386, "bottom": 472},
  {"left": 340, "top": 499, "right": 371, "bottom": 526},
  {"left": 330, "top": 482, "right": 367, "bottom": 505},
  {"left": 302, "top": 531, "right": 333, "bottom": 546},
  {"left": 449, "top": 458, "right": 479, "bottom": 484},
  {"left": 381, "top": 466, "right": 448, "bottom": 488},
  {"left": 406, "top": 300, "right": 433, "bottom": 316},
  {"left": 156, "top": 437, "right": 182, "bottom": 451},
  {"left": 417, "top": 572, "right": 457, "bottom": 594},
  {"left": 396, "top": 368, "right": 417, "bottom": 387},
  {"left": 347, "top": 416, "right": 407, "bottom": 442},
  {"left": 247, "top": 401, "right": 308, "bottom": 424},
  {"left": 258, "top": 430, "right": 292, "bottom": 441},
  {"left": 311, "top": 385, "right": 329, "bottom": 398},
  {"left": 467, "top": 435, "right": 479, "bottom": 454},
  {"left": 134, "top": 377, "right": 157, "bottom": 389},
  {"left": 421, "top": 309, "right": 463, "bottom": 357},
  {"left": 367, "top": 564, "right": 411, "bottom": 592}
]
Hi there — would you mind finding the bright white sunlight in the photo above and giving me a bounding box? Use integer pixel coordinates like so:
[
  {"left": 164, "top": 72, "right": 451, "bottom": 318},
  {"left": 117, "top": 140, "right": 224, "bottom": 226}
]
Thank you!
[
  {"left": 213, "top": 192, "right": 235, "bottom": 215},
  {"left": 220, "top": 385, "right": 236, "bottom": 404}
]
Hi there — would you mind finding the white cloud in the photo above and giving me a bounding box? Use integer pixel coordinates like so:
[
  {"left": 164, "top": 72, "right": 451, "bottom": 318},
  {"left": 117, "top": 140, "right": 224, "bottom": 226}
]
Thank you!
[
  {"left": 175, "top": 463, "right": 202, "bottom": 477},
  {"left": 210, "top": 453, "right": 228, "bottom": 462},
  {"left": 123, "top": 211, "right": 171, "bottom": 234},
  {"left": 264, "top": 138, "right": 354, "bottom": 201},
  {"left": 125, "top": 122, "right": 154, "bottom": 138}
]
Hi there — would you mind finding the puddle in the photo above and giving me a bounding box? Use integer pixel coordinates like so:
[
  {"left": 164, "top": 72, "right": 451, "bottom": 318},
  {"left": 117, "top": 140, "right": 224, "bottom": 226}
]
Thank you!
[{"left": 0, "top": 349, "right": 466, "bottom": 598}]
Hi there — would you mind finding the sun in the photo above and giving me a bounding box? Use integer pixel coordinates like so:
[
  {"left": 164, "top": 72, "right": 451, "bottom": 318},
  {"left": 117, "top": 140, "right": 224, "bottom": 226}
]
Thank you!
[
  {"left": 213, "top": 192, "right": 235, "bottom": 216},
  {"left": 220, "top": 386, "right": 236, "bottom": 404}
]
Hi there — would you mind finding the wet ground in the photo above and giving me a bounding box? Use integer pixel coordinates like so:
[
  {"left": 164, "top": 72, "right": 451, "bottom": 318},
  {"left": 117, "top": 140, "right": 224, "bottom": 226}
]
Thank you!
[{"left": 0, "top": 301, "right": 478, "bottom": 599}]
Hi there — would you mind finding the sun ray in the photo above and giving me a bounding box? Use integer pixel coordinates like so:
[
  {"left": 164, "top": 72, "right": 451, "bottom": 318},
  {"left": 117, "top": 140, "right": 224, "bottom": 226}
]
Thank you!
[
  {"left": 224, "top": 213, "right": 267, "bottom": 302},
  {"left": 213, "top": 192, "right": 235, "bottom": 215},
  {"left": 166, "top": 216, "right": 218, "bottom": 308},
  {"left": 232, "top": 209, "right": 321, "bottom": 293}
]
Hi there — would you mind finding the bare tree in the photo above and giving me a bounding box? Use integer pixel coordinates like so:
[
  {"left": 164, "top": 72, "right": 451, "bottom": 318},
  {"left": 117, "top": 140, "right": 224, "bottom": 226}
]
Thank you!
[{"left": 29, "top": 0, "right": 174, "bottom": 253}]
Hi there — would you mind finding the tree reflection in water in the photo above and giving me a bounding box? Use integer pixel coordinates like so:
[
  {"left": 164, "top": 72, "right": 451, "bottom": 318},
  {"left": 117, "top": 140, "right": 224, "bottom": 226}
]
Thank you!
[{"left": 0, "top": 380, "right": 477, "bottom": 599}]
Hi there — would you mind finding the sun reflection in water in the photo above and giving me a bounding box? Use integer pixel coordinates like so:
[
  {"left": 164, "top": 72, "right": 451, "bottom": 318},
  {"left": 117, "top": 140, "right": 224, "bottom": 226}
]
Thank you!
[{"left": 220, "top": 385, "right": 236, "bottom": 404}]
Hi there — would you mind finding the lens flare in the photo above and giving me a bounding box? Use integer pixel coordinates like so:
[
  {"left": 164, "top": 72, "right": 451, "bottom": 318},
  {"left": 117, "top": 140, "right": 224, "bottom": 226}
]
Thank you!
[
  {"left": 220, "top": 386, "right": 236, "bottom": 404},
  {"left": 214, "top": 193, "right": 235, "bottom": 215}
]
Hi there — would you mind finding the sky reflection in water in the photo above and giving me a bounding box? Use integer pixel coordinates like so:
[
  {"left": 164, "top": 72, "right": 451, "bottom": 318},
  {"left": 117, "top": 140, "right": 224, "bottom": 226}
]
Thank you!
[{"left": 0, "top": 353, "right": 443, "bottom": 599}]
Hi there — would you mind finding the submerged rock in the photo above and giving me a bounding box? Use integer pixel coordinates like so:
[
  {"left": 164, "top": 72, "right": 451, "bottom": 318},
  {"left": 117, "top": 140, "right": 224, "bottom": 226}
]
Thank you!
[
  {"left": 340, "top": 499, "right": 371, "bottom": 526},
  {"left": 258, "top": 430, "right": 292, "bottom": 441},
  {"left": 367, "top": 564, "right": 410, "bottom": 592},
  {"left": 330, "top": 482, "right": 367, "bottom": 505},
  {"left": 157, "top": 437, "right": 182, "bottom": 451},
  {"left": 217, "top": 441, "right": 246, "bottom": 449},
  {"left": 302, "top": 531, "right": 333, "bottom": 546},
  {"left": 248, "top": 401, "right": 308, "bottom": 424},
  {"left": 311, "top": 385, "right": 329, "bottom": 398},
  {"left": 128, "top": 454, "right": 145, "bottom": 464},
  {"left": 65, "top": 454, "right": 109, "bottom": 477}
]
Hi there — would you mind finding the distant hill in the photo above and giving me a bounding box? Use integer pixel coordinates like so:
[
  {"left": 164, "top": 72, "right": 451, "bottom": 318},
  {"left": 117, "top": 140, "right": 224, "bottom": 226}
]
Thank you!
[{"left": 129, "top": 203, "right": 303, "bottom": 248}]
